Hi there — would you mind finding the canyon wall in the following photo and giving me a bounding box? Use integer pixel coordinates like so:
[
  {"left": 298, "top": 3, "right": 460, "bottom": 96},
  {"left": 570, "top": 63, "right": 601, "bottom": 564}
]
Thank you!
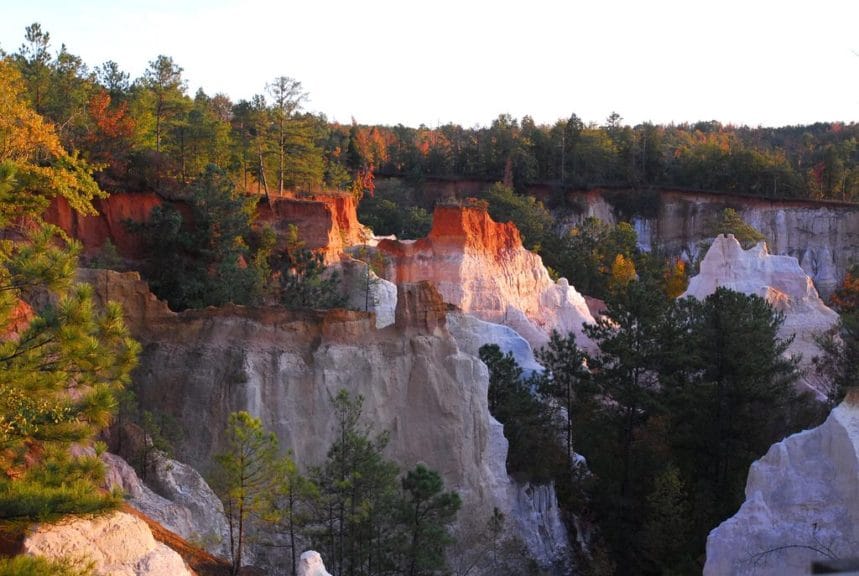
[
  {"left": 44, "top": 194, "right": 162, "bottom": 258},
  {"left": 704, "top": 389, "right": 859, "bottom": 575},
  {"left": 382, "top": 177, "right": 859, "bottom": 297},
  {"left": 45, "top": 191, "right": 370, "bottom": 263},
  {"left": 562, "top": 188, "right": 859, "bottom": 297},
  {"left": 45, "top": 185, "right": 859, "bottom": 298},
  {"left": 81, "top": 269, "right": 568, "bottom": 570},
  {"left": 256, "top": 192, "right": 371, "bottom": 262}
]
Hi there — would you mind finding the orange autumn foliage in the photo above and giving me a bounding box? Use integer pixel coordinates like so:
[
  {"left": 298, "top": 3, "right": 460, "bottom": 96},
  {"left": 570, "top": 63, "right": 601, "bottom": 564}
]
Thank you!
[
  {"left": 830, "top": 272, "right": 859, "bottom": 313},
  {"left": 663, "top": 258, "right": 689, "bottom": 299},
  {"left": 88, "top": 91, "right": 135, "bottom": 140},
  {"left": 609, "top": 253, "right": 637, "bottom": 290},
  {"left": 0, "top": 60, "right": 104, "bottom": 217}
]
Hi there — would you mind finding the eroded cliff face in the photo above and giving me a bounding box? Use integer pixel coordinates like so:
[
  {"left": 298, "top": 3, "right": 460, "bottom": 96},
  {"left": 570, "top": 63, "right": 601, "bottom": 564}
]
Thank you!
[
  {"left": 44, "top": 195, "right": 162, "bottom": 258},
  {"left": 257, "top": 193, "right": 371, "bottom": 262},
  {"left": 44, "top": 191, "right": 371, "bottom": 264},
  {"left": 704, "top": 390, "right": 859, "bottom": 575},
  {"left": 683, "top": 234, "right": 839, "bottom": 395},
  {"left": 81, "top": 269, "right": 567, "bottom": 569},
  {"left": 377, "top": 205, "right": 595, "bottom": 350},
  {"left": 563, "top": 189, "right": 859, "bottom": 297},
  {"left": 127, "top": 282, "right": 506, "bottom": 508}
]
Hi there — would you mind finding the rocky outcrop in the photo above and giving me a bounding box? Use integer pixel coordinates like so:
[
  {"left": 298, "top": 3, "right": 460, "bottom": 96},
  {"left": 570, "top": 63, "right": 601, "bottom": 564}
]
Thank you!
[
  {"left": 394, "top": 281, "right": 449, "bottom": 333},
  {"left": 145, "top": 452, "right": 230, "bottom": 556},
  {"left": 297, "top": 550, "right": 333, "bottom": 576},
  {"left": 81, "top": 268, "right": 567, "bottom": 570},
  {"left": 446, "top": 313, "right": 542, "bottom": 375},
  {"left": 704, "top": 390, "right": 859, "bottom": 575},
  {"left": 1, "top": 299, "right": 33, "bottom": 341},
  {"left": 683, "top": 234, "right": 839, "bottom": 395},
  {"left": 22, "top": 511, "right": 194, "bottom": 576},
  {"left": 103, "top": 452, "right": 230, "bottom": 558},
  {"left": 79, "top": 268, "right": 176, "bottom": 319},
  {"left": 377, "top": 205, "right": 595, "bottom": 350},
  {"left": 510, "top": 483, "right": 569, "bottom": 571},
  {"left": 339, "top": 258, "right": 398, "bottom": 329}
]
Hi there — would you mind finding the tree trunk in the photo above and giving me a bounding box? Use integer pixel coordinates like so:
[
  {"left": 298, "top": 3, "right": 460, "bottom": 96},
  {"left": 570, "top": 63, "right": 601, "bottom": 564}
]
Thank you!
[
  {"left": 234, "top": 499, "right": 244, "bottom": 576},
  {"left": 279, "top": 115, "right": 285, "bottom": 196},
  {"left": 258, "top": 144, "right": 270, "bottom": 206}
]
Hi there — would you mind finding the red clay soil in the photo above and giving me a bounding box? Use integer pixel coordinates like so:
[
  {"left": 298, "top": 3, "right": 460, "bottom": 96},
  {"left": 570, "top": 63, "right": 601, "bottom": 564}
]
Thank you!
[
  {"left": 377, "top": 204, "right": 524, "bottom": 278},
  {"left": 428, "top": 205, "right": 522, "bottom": 254},
  {"left": 43, "top": 194, "right": 162, "bottom": 258}
]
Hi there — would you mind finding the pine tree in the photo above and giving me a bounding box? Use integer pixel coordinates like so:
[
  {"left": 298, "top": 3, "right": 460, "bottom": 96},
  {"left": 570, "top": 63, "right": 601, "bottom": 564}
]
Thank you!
[
  {"left": 131, "top": 165, "right": 269, "bottom": 309},
  {"left": 665, "top": 289, "right": 802, "bottom": 539},
  {"left": 212, "top": 411, "right": 279, "bottom": 576},
  {"left": 312, "top": 391, "right": 400, "bottom": 576},
  {"left": 479, "top": 344, "right": 565, "bottom": 484},
  {"left": 534, "top": 331, "right": 590, "bottom": 464},
  {"left": 0, "top": 67, "right": 139, "bottom": 527},
  {"left": 581, "top": 279, "right": 669, "bottom": 572},
  {"left": 398, "top": 465, "right": 461, "bottom": 576},
  {"left": 268, "top": 454, "right": 319, "bottom": 576}
]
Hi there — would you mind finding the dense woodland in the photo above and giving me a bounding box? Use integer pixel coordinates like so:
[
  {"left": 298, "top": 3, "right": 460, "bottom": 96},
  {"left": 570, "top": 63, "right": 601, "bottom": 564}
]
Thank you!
[{"left": 3, "top": 22, "right": 859, "bottom": 576}]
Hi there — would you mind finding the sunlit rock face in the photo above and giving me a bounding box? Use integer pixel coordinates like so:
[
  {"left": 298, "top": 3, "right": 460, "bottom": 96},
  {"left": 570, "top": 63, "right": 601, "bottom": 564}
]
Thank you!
[
  {"left": 45, "top": 191, "right": 371, "bottom": 266},
  {"left": 683, "top": 234, "right": 839, "bottom": 395},
  {"left": 22, "top": 511, "right": 194, "bottom": 576},
  {"left": 377, "top": 205, "right": 595, "bottom": 351},
  {"left": 704, "top": 390, "right": 859, "bottom": 576},
  {"left": 256, "top": 193, "right": 371, "bottom": 263},
  {"left": 446, "top": 312, "right": 542, "bottom": 375}
]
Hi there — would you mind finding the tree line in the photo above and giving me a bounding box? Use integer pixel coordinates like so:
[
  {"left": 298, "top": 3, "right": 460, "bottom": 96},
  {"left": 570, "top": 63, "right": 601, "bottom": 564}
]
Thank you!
[{"left": 3, "top": 23, "right": 857, "bottom": 204}]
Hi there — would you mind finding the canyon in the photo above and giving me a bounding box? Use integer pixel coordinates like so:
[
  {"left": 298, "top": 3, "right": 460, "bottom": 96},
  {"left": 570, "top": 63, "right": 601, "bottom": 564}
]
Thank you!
[
  {"left": 46, "top": 185, "right": 859, "bottom": 300},
  {"left": 68, "top": 195, "right": 592, "bottom": 572},
  {"left": 386, "top": 177, "right": 859, "bottom": 297},
  {"left": 32, "top": 186, "right": 857, "bottom": 574},
  {"left": 81, "top": 262, "right": 570, "bottom": 571}
]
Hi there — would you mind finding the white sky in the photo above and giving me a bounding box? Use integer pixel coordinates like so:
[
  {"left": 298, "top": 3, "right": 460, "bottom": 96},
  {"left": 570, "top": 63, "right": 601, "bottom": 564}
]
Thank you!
[{"left": 0, "top": 0, "right": 856, "bottom": 128}]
